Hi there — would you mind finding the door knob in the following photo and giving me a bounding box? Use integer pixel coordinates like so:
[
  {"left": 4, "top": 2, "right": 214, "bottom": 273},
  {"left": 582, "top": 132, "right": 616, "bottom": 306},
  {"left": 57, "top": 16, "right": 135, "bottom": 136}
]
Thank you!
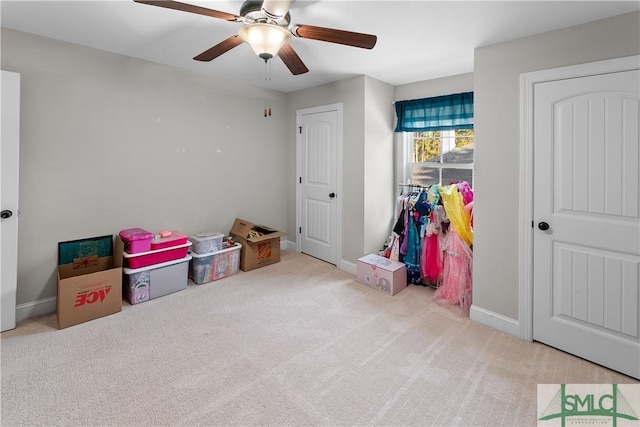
[
  {"left": 329, "top": 193, "right": 336, "bottom": 198},
  {"left": 538, "top": 221, "right": 549, "bottom": 231},
  {"left": 1, "top": 210, "right": 13, "bottom": 219}
]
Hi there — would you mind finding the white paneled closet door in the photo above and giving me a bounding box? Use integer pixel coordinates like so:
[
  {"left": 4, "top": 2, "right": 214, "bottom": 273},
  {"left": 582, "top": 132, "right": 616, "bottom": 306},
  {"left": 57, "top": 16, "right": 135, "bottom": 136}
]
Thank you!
[
  {"left": 533, "top": 68, "right": 640, "bottom": 379},
  {"left": 298, "top": 106, "right": 340, "bottom": 265}
]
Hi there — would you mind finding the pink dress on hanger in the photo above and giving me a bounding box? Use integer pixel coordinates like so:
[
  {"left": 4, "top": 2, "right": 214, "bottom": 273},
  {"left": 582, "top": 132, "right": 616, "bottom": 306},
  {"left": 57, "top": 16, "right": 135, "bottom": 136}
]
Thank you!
[
  {"left": 421, "top": 205, "right": 445, "bottom": 284},
  {"left": 433, "top": 230, "right": 473, "bottom": 315}
]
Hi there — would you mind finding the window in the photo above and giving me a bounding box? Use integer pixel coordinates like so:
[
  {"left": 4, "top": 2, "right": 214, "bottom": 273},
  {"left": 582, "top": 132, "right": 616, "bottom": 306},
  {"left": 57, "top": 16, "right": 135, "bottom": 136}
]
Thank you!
[
  {"left": 394, "top": 92, "right": 474, "bottom": 190},
  {"left": 399, "top": 129, "right": 474, "bottom": 188}
]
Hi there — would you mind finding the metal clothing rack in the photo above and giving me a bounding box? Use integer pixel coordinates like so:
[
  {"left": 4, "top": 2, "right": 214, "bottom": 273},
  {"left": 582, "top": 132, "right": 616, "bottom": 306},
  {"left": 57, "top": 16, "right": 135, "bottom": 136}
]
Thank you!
[
  {"left": 398, "top": 183, "right": 427, "bottom": 188},
  {"left": 397, "top": 183, "right": 428, "bottom": 194},
  {"left": 396, "top": 182, "right": 441, "bottom": 289}
]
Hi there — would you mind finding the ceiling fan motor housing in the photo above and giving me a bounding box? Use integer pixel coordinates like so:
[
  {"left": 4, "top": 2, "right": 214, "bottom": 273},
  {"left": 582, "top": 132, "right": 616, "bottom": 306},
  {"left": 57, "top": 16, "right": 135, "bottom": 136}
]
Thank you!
[{"left": 240, "top": 0, "right": 290, "bottom": 26}]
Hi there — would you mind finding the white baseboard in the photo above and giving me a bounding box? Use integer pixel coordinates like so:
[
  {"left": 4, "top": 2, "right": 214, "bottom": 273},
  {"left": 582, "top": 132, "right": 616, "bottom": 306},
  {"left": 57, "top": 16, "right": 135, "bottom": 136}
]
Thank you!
[
  {"left": 281, "top": 239, "right": 296, "bottom": 252},
  {"left": 281, "top": 239, "right": 356, "bottom": 275},
  {"left": 469, "top": 304, "right": 520, "bottom": 338},
  {"left": 16, "top": 296, "right": 57, "bottom": 322},
  {"left": 338, "top": 259, "right": 356, "bottom": 275}
]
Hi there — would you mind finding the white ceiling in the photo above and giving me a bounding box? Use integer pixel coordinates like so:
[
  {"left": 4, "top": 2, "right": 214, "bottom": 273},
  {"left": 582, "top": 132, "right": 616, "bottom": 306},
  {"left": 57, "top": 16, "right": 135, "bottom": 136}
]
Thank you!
[{"left": 2, "top": 0, "right": 639, "bottom": 92}]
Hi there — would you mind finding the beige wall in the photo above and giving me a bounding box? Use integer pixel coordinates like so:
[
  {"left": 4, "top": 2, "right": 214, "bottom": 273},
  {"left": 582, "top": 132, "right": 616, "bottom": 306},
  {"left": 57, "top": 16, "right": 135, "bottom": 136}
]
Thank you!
[
  {"left": 473, "top": 11, "right": 640, "bottom": 321},
  {"left": 363, "top": 76, "right": 395, "bottom": 255},
  {"left": 2, "top": 28, "right": 395, "bottom": 310},
  {"left": 1, "top": 28, "right": 290, "bottom": 306},
  {"left": 286, "top": 75, "right": 395, "bottom": 264},
  {"left": 394, "top": 73, "right": 473, "bottom": 102}
]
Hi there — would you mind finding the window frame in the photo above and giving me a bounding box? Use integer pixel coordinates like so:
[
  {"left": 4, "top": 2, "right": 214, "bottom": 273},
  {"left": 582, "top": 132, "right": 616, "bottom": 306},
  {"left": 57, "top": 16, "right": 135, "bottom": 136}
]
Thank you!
[{"left": 396, "top": 129, "right": 474, "bottom": 195}]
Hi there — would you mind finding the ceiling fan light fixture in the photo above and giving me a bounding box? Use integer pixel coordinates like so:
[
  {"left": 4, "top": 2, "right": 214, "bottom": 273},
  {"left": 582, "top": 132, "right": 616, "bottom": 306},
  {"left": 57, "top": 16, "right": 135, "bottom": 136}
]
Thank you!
[{"left": 239, "top": 23, "right": 291, "bottom": 60}]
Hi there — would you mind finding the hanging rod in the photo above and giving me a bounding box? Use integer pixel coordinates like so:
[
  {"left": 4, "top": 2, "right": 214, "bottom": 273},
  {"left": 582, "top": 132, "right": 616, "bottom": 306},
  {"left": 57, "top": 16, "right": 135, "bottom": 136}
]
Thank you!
[{"left": 397, "top": 183, "right": 428, "bottom": 188}]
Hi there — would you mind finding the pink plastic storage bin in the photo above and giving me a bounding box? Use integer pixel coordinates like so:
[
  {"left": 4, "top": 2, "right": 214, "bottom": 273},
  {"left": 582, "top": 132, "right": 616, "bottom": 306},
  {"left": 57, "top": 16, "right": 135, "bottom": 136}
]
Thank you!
[
  {"left": 150, "top": 231, "right": 188, "bottom": 251},
  {"left": 123, "top": 241, "right": 192, "bottom": 269},
  {"left": 119, "top": 228, "right": 154, "bottom": 254}
]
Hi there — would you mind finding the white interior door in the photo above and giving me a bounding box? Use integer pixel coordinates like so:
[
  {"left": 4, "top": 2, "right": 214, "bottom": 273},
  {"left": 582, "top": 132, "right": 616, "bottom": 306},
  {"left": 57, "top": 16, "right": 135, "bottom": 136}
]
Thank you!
[
  {"left": 298, "top": 106, "right": 339, "bottom": 265},
  {"left": 533, "top": 68, "right": 640, "bottom": 379},
  {"left": 1, "top": 70, "right": 21, "bottom": 332}
]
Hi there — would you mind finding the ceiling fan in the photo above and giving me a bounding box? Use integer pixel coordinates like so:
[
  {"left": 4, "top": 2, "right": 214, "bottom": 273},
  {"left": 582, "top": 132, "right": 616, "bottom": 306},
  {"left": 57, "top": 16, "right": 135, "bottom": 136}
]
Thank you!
[{"left": 133, "top": 0, "right": 378, "bottom": 75}]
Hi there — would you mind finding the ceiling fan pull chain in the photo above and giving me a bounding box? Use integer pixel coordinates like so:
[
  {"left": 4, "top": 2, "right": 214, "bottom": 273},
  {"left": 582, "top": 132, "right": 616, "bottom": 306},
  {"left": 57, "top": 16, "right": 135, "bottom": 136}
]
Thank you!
[
  {"left": 268, "top": 60, "right": 272, "bottom": 116},
  {"left": 264, "top": 58, "right": 268, "bottom": 117},
  {"left": 263, "top": 58, "right": 273, "bottom": 118}
]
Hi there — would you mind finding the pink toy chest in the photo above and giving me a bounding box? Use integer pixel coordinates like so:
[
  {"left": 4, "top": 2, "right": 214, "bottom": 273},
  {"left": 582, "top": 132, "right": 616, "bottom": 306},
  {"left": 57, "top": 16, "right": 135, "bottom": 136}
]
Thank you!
[
  {"left": 150, "top": 231, "right": 188, "bottom": 250},
  {"left": 123, "top": 241, "right": 192, "bottom": 269},
  {"left": 118, "top": 228, "right": 154, "bottom": 254},
  {"left": 356, "top": 254, "right": 407, "bottom": 296}
]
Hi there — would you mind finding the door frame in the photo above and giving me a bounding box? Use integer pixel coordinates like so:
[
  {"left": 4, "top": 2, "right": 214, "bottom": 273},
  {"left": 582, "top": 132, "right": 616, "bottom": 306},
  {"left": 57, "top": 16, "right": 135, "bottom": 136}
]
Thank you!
[
  {"left": 518, "top": 55, "right": 640, "bottom": 341},
  {"left": 295, "top": 103, "right": 343, "bottom": 265}
]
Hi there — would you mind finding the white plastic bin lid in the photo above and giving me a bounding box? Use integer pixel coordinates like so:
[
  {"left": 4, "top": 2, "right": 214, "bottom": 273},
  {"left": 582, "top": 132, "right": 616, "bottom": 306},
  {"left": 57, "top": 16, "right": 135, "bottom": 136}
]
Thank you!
[
  {"left": 189, "top": 232, "right": 224, "bottom": 242},
  {"left": 189, "top": 243, "right": 241, "bottom": 258},
  {"left": 123, "top": 255, "right": 193, "bottom": 274}
]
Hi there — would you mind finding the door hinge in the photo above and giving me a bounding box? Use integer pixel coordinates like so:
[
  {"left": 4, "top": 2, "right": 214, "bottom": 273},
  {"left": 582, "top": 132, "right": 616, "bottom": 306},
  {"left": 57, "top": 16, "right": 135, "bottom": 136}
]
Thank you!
[
  {"left": 299, "top": 227, "right": 302, "bottom": 234},
  {"left": 299, "top": 177, "right": 302, "bottom": 184},
  {"left": 531, "top": 221, "right": 534, "bottom": 228},
  {"left": 298, "top": 126, "right": 302, "bottom": 134}
]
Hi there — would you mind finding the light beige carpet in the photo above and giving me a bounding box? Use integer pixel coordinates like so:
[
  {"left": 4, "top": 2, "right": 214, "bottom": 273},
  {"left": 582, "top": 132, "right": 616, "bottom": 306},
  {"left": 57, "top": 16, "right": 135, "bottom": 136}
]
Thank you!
[{"left": 1, "top": 251, "right": 635, "bottom": 426}]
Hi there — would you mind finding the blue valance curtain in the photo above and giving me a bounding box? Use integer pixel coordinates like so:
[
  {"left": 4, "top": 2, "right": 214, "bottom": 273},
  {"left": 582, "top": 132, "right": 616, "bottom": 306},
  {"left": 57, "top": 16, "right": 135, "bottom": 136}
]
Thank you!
[{"left": 394, "top": 92, "right": 474, "bottom": 132}]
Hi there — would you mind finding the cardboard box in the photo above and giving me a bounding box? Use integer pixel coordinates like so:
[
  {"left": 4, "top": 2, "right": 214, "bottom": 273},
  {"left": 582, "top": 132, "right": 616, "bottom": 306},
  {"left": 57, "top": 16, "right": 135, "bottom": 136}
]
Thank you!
[
  {"left": 229, "top": 218, "right": 286, "bottom": 271},
  {"left": 57, "top": 235, "right": 122, "bottom": 329},
  {"left": 356, "top": 254, "right": 407, "bottom": 296}
]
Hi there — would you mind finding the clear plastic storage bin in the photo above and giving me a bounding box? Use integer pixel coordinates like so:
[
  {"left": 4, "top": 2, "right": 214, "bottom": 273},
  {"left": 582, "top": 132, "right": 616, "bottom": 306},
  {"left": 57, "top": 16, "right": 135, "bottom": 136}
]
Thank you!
[
  {"left": 123, "top": 255, "right": 192, "bottom": 304},
  {"left": 189, "top": 243, "right": 241, "bottom": 284},
  {"left": 188, "top": 232, "right": 224, "bottom": 254}
]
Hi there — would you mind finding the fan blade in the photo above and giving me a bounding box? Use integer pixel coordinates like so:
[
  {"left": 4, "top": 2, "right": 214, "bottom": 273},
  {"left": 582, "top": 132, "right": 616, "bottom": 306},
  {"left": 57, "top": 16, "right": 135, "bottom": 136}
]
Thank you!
[
  {"left": 278, "top": 44, "right": 309, "bottom": 75},
  {"left": 133, "top": 0, "right": 241, "bottom": 22},
  {"left": 292, "top": 24, "right": 377, "bottom": 49},
  {"left": 261, "top": 0, "right": 293, "bottom": 19},
  {"left": 194, "top": 35, "right": 243, "bottom": 61}
]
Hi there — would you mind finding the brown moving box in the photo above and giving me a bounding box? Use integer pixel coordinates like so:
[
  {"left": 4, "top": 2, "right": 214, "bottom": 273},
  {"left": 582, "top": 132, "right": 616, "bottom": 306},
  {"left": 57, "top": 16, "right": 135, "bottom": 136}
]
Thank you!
[
  {"left": 229, "top": 218, "right": 287, "bottom": 271},
  {"left": 57, "top": 235, "right": 122, "bottom": 329}
]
